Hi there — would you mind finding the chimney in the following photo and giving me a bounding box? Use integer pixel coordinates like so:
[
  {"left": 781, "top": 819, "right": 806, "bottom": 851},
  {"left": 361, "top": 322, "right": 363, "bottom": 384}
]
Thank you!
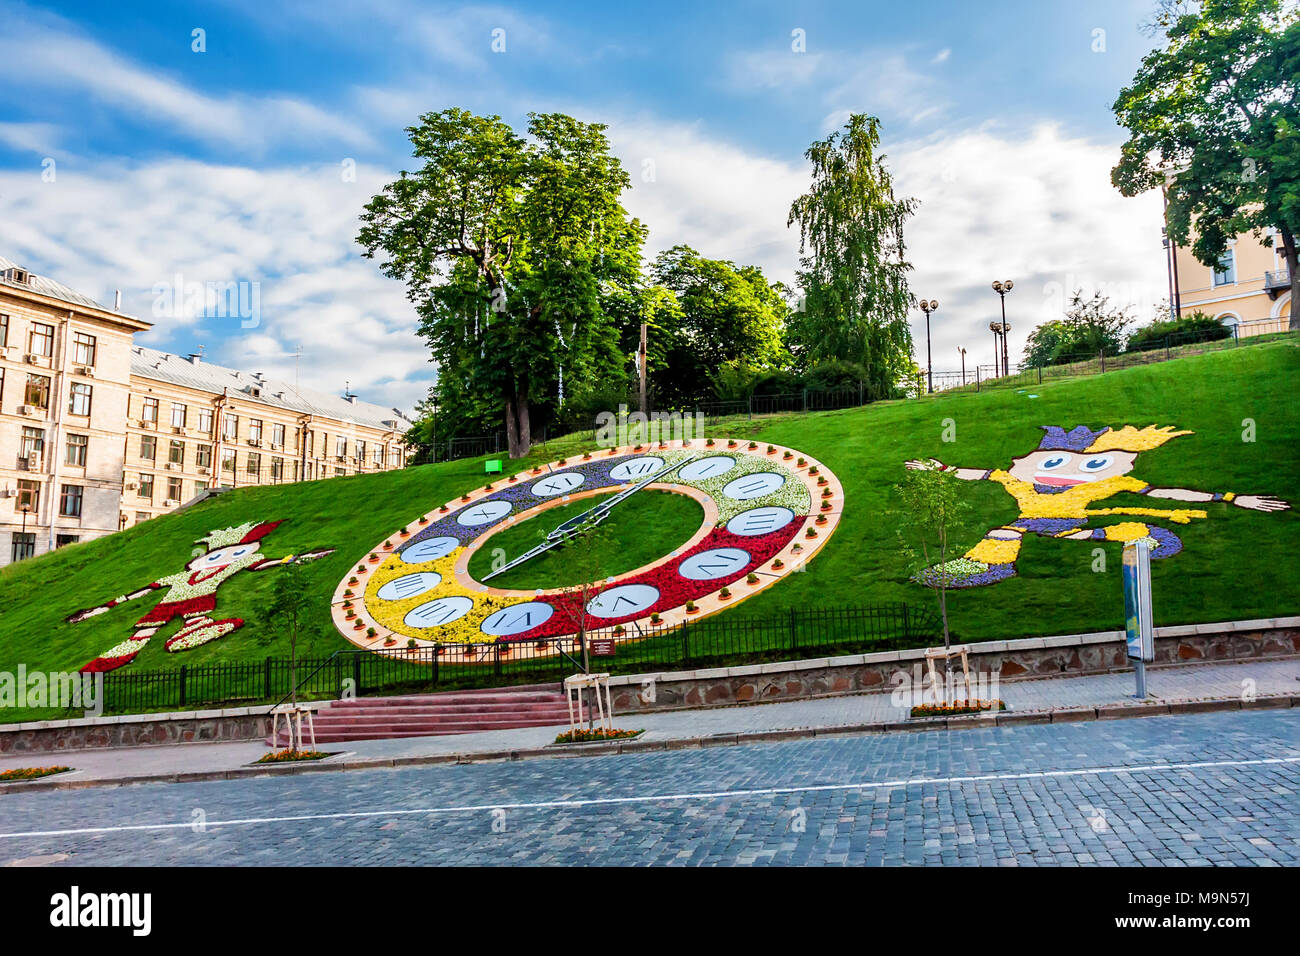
[
  {"left": 114, "top": 289, "right": 122, "bottom": 310},
  {"left": 187, "top": 353, "right": 202, "bottom": 364}
]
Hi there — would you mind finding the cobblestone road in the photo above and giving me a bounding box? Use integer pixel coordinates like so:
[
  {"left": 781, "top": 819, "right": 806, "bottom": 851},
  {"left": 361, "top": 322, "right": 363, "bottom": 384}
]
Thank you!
[{"left": 0, "top": 710, "right": 1296, "bottom": 866}]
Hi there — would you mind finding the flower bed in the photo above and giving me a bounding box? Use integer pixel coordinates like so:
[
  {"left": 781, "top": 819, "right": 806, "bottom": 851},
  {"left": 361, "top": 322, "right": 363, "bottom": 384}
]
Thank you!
[
  {"left": 553, "top": 727, "right": 643, "bottom": 744},
  {"left": 0, "top": 766, "right": 71, "bottom": 781},
  {"left": 255, "top": 749, "right": 335, "bottom": 764},
  {"left": 909, "top": 699, "right": 1005, "bottom": 718}
]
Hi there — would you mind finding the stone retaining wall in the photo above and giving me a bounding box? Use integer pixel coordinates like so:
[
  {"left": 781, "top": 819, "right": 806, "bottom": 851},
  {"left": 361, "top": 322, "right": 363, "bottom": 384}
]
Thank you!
[
  {"left": 606, "top": 617, "right": 1300, "bottom": 713},
  {"left": 0, "top": 706, "right": 294, "bottom": 755}
]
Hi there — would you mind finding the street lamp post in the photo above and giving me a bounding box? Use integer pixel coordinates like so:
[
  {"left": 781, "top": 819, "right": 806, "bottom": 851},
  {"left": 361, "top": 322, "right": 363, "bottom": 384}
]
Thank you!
[
  {"left": 957, "top": 346, "right": 966, "bottom": 386},
  {"left": 992, "top": 279, "right": 1014, "bottom": 376},
  {"left": 919, "top": 299, "right": 938, "bottom": 393},
  {"left": 19, "top": 504, "right": 31, "bottom": 561},
  {"left": 989, "top": 322, "right": 1003, "bottom": 377}
]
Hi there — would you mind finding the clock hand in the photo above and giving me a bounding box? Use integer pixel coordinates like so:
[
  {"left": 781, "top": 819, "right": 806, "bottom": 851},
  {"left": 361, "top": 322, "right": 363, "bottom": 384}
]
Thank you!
[
  {"left": 546, "top": 456, "right": 694, "bottom": 541},
  {"left": 481, "top": 456, "right": 695, "bottom": 583}
]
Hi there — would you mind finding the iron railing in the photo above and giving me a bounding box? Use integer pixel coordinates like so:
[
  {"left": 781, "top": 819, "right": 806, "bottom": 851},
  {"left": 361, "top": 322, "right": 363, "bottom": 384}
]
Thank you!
[{"left": 87, "top": 603, "right": 940, "bottom": 716}]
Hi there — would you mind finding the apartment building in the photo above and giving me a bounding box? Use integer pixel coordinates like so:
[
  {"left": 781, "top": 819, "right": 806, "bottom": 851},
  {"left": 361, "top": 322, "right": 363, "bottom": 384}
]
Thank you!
[
  {"left": 125, "top": 348, "right": 411, "bottom": 524},
  {"left": 1, "top": 257, "right": 412, "bottom": 566},
  {"left": 0, "top": 256, "right": 151, "bottom": 563},
  {"left": 1172, "top": 228, "right": 1293, "bottom": 334}
]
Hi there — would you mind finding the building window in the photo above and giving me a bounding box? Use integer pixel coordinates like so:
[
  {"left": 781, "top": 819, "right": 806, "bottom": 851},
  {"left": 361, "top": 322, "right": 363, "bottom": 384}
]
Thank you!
[
  {"left": 221, "top": 449, "right": 236, "bottom": 473},
  {"left": 356, "top": 440, "right": 366, "bottom": 463},
  {"left": 197, "top": 408, "right": 213, "bottom": 435},
  {"left": 166, "top": 477, "right": 183, "bottom": 502},
  {"left": 17, "top": 480, "right": 40, "bottom": 511},
  {"left": 25, "top": 373, "right": 51, "bottom": 409},
  {"left": 271, "top": 457, "right": 284, "bottom": 482},
  {"left": 334, "top": 467, "right": 344, "bottom": 477},
  {"left": 223, "top": 415, "right": 238, "bottom": 440},
  {"left": 28, "top": 322, "right": 54, "bottom": 358},
  {"left": 272, "top": 423, "right": 285, "bottom": 447},
  {"left": 11, "top": 533, "right": 35, "bottom": 563},
  {"left": 65, "top": 433, "right": 88, "bottom": 467},
  {"left": 336, "top": 435, "right": 347, "bottom": 458},
  {"left": 140, "top": 435, "right": 157, "bottom": 460},
  {"left": 72, "top": 332, "right": 97, "bottom": 366},
  {"left": 195, "top": 444, "right": 212, "bottom": 469},
  {"left": 0, "top": 367, "right": 5, "bottom": 412},
  {"left": 168, "top": 440, "right": 185, "bottom": 465},
  {"left": 193, "top": 480, "right": 207, "bottom": 498},
  {"left": 134, "top": 511, "right": 150, "bottom": 524},
  {"left": 1213, "top": 250, "right": 1236, "bottom": 286},
  {"left": 171, "top": 403, "right": 187, "bottom": 428},
  {"left": 247, "top": 453, "right": 261, "bottom": 480},
  {"left": 249, "top": 419, "right": 263, "bottom": 443},
  {"left": 20, "top": 427, "right": 45, "bottom": 458},
  {"left": 68, "top": 382, "right": 92, "bottom": 416},
  {"left": 56, "top": 534, "right": 79, "bottom": 549},
  {"left": 0, "top": 313, "right": 8, "bottom": 347},
  {"left": 138, "top": 474, "right": 154, "bottom": 499},
  {"left": 59, "top": 484, "right": 83, "bottom": 518},
  {"left": 141, "top": 396, "right": 159, "bottom": 424}
]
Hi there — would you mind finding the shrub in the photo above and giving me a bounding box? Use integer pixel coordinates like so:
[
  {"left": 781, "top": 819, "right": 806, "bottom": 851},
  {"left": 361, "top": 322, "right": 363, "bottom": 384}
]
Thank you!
[{"left": 1126, "top": 312, "right": 1231, "bottom": 352}]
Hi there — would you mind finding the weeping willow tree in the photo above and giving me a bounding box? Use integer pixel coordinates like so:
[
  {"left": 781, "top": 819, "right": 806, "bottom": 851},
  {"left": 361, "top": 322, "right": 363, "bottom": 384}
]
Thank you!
[{"left": 787, "top": 114, "right": 917, "bottom": 395}]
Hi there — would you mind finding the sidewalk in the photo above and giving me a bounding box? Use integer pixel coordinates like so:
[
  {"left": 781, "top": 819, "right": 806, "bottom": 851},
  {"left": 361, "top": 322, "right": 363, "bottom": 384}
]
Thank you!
[{"left": 2, "top": 658, "right": 1296, "bottom": 792}]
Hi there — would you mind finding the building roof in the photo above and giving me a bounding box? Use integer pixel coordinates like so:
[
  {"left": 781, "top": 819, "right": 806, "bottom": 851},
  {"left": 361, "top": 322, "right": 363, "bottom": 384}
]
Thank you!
[
  {"left": 131, "top": 346, "right": 412, "bottom": 433},
  {"left": 0, "top": 254, "right": 135, "bottom": 317}
]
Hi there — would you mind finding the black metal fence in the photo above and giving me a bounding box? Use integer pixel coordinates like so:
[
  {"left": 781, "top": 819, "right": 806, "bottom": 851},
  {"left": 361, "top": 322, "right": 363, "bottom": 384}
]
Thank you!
[
  {"left": 93, "top": 603, "right": 941, "bottom": 716},
  {"left": 928, "top": 317, "right": 1295, "bottom": 395}
]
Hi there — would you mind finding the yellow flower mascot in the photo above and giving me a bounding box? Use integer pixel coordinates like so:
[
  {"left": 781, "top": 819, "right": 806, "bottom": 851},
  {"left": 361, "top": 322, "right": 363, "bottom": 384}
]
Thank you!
[{"left": 905, "top": 425, "right": 1289, "bottom": 588}]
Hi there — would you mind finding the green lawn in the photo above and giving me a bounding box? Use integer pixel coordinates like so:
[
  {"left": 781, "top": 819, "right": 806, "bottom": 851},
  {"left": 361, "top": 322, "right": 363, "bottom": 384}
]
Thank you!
[
  {"left": 464, "top": 489, "right": 704, "bottom": 589},
  {"left": 1, "top": 339, "right": 1296, "bottom": 721}
]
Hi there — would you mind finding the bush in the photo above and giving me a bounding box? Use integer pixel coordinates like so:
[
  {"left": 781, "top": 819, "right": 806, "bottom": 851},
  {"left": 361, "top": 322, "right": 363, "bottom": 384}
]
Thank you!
[
  {"left": 801, "top": 359, "right": 868, "bottom": 392},
  {"left": 1126, "top": 312, "right": 1231, "bottom": 352}
]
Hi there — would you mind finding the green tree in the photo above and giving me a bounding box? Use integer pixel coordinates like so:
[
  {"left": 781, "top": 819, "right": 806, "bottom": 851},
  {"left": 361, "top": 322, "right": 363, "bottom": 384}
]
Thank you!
[
  {"left": 895, "top": 464, "right": 969, "bottom": 649},
  {"left": 1023, "top": 291, "right": 1133, "bottom": 366},
  {"left": 1112, "top": 0, "right": 1300, "bottom": 330},
  {"left": 264, "top": 561, "right": 310, "bottom": 709},
  {"left": 646, "top": 245, "right": 788, "bottom": 406},
  {"left": 358, "top": 109, "right": 646, "bottom": 457},
  {"left": 787, "top": 114, "right": 916, "bottom": 393}
]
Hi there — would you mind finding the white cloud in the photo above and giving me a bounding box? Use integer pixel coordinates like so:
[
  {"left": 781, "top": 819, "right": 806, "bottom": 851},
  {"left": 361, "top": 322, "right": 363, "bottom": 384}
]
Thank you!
[
  {"left": 932, "top": 48, "right": 951, "bottom": 64},
  {"left": 0, "top": 10, "right": 372, "bottom": 154},
  {"left": 0, "top": 122, "right": 61, "bottom": 156},
  {"left": 0, "top": 159, "right": 429, "bottom": 412}
]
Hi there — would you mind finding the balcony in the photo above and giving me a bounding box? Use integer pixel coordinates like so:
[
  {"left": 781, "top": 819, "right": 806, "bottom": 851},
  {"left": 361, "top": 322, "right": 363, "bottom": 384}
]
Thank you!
[{"left": 1264, "top": 269, "right": 1291, "bottom": 299}]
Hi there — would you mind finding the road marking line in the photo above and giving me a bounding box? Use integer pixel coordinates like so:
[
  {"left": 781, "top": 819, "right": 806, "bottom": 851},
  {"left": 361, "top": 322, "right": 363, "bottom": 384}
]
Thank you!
[{"left": 2, "top": 755, "right": 1296, "bottom": 840}]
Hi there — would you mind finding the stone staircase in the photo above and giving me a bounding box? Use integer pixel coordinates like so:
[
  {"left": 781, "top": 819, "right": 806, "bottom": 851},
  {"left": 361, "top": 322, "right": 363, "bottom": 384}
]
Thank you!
[{"left": 268, "top": 683, "right": 571, "bottom": 745}]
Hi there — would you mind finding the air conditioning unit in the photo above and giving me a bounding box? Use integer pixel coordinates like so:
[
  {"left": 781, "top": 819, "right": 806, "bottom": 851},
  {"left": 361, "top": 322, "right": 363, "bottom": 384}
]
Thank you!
[
  {"left": 24, "top": 353, "right": 42, "bottom": 364},
  {"left": 248, "top": 439, "right": 262, "bottom": 447},
  {"left": 139, "top": 419, "right": 154, "bottom": 429},
  {"left": 197, "top": 467, "right": 210, "bottom": 475},
  {"left": 77, "top": 366, "right": 95, "bottom": 377},
  {"left": 25, "top": 453, "right": 40, "bottom": 470},
  {"left": 164, "top": 463, "right": 179, "bottom": 471},
  {"left": 0, "top": 489, "right": 14, "bottom": 499},
  {"left": 163, "top": 499, "right": 177, "bottom": 508},
  {"left": 172, "top": 426, "right": 184, "bottom": 434},
  {"left": 17, "top": 405, "right": 33, "bottom": 416}
]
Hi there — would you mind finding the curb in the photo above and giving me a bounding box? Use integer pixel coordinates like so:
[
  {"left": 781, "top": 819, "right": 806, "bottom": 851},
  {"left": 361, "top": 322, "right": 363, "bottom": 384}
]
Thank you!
[{"left": 1, "top": 693, "right": 1294, "bottom": 795}]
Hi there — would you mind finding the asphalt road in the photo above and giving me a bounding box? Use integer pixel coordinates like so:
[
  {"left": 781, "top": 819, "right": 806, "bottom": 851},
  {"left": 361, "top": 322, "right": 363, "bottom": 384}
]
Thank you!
[{"left": 0, "top": 709, "right": 1296, "bottom": 866}]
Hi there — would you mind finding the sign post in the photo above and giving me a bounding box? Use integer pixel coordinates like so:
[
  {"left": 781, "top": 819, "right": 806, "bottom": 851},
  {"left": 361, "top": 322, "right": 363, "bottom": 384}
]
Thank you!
[{"left": 1121, "top": 538, "right": 1155, "bottom": 699}]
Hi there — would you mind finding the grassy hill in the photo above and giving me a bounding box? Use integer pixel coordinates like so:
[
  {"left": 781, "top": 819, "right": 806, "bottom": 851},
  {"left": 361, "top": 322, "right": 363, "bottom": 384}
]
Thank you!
[{"left": 2, "top": 340, "right": 1296, "bottom": 696}]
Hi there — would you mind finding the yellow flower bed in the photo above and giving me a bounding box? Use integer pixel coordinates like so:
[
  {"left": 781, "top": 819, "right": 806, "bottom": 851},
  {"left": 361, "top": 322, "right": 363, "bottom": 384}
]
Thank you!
[{"left": 363, "top": 549, "right": 511, "bottom": 643}]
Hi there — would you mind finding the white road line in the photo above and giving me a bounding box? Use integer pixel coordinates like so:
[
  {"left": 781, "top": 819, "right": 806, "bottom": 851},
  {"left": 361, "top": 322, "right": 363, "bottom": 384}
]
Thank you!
[{"left": 2, "top": 755, "right": 1296, "bottom": 841}]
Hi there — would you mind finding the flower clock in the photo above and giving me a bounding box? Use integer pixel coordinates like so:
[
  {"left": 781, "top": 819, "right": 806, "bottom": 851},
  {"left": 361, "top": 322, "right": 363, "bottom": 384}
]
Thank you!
[{"left": 333, "top": 440, "right": 843, "bottom": 657}]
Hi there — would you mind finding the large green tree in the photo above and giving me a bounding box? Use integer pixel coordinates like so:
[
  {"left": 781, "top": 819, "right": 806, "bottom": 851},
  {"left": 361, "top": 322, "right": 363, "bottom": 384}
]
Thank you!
[
  {"left": 787, "top": 114, "right": 917, "bottom": 393},
  {"left": 1112, "top": 0, "right": 1300, "bottom": 330},
  {"left": 358, "top": 109, "right": 645, "bottom": 457},
  {"left": 646, "top": 245, "right": 788, "bottom": 406}
]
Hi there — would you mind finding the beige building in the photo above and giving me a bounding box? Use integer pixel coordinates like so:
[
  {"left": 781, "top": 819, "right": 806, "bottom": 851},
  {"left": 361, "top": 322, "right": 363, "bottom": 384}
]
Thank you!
[
  {"left": 1173, "top": 228, "right": 1292, "bottom": 333},
  {"left": 0, "top": 257, "right": 411, "bottom": 566},
  {"left": 1, "top": 257, "right": 149, "bottom": 564},
  {"left": 126, "top": 348, "right": 412, "bottom": 524}
]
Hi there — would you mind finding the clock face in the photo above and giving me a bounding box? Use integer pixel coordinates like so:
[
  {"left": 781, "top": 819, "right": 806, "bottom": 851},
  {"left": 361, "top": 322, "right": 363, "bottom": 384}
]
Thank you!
[{"left": 332, "top": 439, "right": 842, "bottom": 651}]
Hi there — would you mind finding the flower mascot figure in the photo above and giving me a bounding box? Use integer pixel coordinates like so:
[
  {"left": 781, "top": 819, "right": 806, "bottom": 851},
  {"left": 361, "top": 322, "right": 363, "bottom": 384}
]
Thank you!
[
  {"left": 69, "top": 520, "right": 334, "bottom": 672},
  {"left": 905, "top": 425, "right": 1289, "bottom": 588}
]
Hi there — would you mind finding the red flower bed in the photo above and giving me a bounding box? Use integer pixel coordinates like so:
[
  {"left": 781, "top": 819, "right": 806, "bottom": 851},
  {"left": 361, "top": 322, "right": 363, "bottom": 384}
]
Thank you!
[{"left": 500, "top": 519, "right": 805, "bottom": 642}]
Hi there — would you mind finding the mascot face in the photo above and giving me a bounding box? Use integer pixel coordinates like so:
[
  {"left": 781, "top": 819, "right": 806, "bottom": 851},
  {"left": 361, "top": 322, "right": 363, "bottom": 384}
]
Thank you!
[
  {"left": 187, "top": 542, "right": 262, "bottom": 574},
  {"left": 1008, "top": 449, "right": 1138, "bottom": 488}
]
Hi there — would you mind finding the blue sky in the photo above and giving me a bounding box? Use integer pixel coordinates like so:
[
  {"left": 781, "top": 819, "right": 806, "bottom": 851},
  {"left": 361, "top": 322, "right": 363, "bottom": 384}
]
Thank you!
[{"left": 0, "top": 0, "right": 1170, "bottom": 411}]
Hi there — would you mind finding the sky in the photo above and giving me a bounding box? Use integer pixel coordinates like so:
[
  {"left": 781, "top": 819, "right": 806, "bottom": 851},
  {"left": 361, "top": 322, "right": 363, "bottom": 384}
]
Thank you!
[{"left": 0, "top": 0, "right": 1175, "bottom": 414}]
